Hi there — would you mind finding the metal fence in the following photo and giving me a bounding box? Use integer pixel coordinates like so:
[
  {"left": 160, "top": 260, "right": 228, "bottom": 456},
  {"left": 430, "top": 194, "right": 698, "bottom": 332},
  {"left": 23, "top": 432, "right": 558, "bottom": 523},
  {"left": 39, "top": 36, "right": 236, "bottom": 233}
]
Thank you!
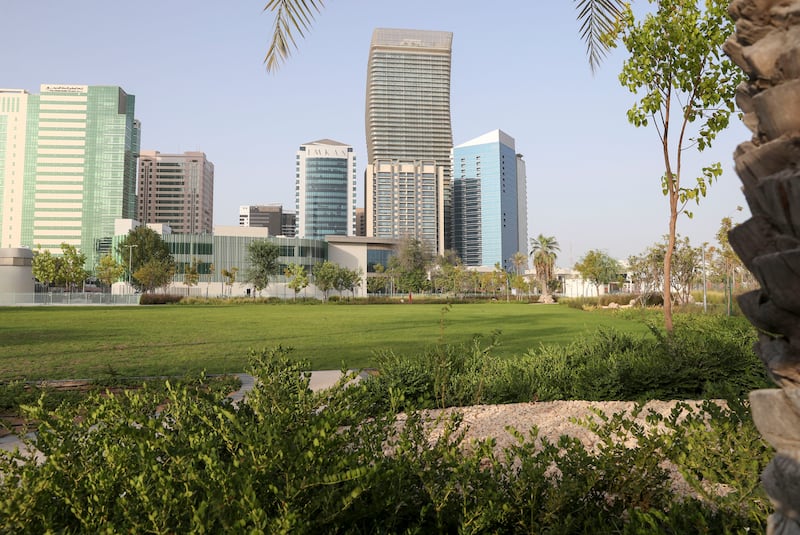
[{"left": 0, "top": 293, "right": 140, "bottom": 306}]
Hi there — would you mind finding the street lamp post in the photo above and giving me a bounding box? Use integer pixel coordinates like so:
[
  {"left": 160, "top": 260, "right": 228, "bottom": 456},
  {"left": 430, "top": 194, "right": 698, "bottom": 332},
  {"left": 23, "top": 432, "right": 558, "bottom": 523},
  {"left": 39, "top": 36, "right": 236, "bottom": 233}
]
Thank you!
[{"left": 127, "top": 244, "right": 138, "bottom": 294}]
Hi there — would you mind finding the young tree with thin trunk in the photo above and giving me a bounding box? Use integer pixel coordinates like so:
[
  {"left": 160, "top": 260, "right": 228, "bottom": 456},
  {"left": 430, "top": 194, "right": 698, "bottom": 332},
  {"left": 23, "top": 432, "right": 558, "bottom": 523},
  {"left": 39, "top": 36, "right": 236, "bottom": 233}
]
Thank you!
[
  {"left": 95, "top": 254, "right": 125, "bottom": 292},
  {"left": 608, "top": 0, "right": 743, "bottom": 331}
]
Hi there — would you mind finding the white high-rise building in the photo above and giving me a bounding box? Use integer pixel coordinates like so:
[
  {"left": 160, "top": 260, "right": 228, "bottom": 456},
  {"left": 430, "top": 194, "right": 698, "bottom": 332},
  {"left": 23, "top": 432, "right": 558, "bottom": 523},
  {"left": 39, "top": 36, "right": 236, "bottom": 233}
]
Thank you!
[
  {"left": 295, "top": 139, "right": 356, "bottom": 239},
  {"left": 365, "top": 28, "right": 453, "bottom": 254}
]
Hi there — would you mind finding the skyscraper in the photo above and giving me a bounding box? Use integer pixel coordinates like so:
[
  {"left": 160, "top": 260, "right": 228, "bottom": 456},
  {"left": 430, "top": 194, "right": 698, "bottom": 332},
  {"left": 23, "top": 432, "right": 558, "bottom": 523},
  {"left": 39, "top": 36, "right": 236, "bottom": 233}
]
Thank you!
[
  {"left": 452, "top": 130, "right": 527, "bottom": 270},
  {"left": 365, "top": 28, "right": 453, "bottom": 254},
  {"left": 295, "top": 139, "right": 356, "bottom": 239},
  {"left": 0, "top": 84, "right": 139, "bottom": 269},
  {"left": 137, "top": 151, "right": 214, "bottom": 234}
]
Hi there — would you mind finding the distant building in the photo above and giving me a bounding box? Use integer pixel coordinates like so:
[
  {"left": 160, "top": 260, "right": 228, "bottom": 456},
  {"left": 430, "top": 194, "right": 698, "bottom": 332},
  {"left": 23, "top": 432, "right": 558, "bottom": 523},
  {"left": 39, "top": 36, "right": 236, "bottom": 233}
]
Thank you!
[
  {"left": 452, "top": 129, "right": 526, "bottom": 271},
  {"left": 137, "top": 151, "right": 214, "bottom": 234},
  {"left": 355, "top": 208, "right": 366, "bottom": 236},
  {"left": 365, "top": 29, "right": 453, "bottom": 254},
  {"left": 295, "top": 139, "right": 356, "bottom": 239},
  {"left": 239, "top": 204, "right": 296, "bottom": 237},
  {"left": 0, "top": 84, "right": 140, "bottom": 269},
  {"left": 516, "top": 153, "right": 528, "bottom": 257}
]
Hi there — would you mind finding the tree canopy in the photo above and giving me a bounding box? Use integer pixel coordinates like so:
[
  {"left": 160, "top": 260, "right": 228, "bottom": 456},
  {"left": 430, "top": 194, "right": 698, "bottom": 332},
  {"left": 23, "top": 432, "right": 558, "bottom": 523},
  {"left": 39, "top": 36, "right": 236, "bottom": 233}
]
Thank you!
[
  {"left": 575, "top": 250, "right": 622, "bottom": 296},
  {"left": 116, "top": 227, "right": 175, "bottom": 292},
  {"left": 245, "top": 240, "right": 281, "bottom": 295}
]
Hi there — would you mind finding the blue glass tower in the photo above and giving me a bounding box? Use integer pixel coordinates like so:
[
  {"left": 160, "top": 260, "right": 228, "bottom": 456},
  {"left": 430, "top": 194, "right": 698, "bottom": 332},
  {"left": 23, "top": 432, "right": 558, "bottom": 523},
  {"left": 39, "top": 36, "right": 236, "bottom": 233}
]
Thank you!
[{"left": 452, "top": 130, "right": 526, "bottom": 270}]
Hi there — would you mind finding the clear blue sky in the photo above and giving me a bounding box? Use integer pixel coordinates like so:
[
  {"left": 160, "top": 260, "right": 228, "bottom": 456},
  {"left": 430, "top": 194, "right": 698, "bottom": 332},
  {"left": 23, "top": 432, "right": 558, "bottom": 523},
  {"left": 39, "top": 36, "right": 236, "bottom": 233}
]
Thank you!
[{"left": 6, "top": 1, "right": 751, "bottom": 267}]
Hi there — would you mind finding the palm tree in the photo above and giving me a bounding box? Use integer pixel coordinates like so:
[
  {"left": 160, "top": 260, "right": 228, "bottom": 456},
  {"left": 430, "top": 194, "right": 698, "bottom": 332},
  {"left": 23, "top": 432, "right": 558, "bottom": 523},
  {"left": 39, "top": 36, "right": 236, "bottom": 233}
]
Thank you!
[
  {"left": 530, "top": 235, "right": 560, "bottom": 302},
  {"left": 510, "top": 251, "right": 528, "bottom": 276},
  {"left": 262, "top": 1, "right": 625, "bottom": 73},
  {"left": 722, "top": 2, "right": 800, "bottom": 528}
]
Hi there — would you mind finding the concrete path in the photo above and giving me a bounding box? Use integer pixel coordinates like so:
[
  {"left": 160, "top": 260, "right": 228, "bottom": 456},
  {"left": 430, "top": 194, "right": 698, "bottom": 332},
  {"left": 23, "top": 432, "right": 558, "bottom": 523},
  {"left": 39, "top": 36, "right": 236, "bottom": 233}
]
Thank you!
[{"left": 1, "top": 370, "right": 367, "bottom": 456}]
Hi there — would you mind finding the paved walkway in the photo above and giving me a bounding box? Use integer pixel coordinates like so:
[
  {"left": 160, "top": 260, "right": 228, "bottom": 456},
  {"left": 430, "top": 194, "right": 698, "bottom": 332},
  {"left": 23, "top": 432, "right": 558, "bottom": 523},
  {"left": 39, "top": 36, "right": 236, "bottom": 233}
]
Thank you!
[{"left": 1, "top": 370, "right": 367, "bottom": 456}]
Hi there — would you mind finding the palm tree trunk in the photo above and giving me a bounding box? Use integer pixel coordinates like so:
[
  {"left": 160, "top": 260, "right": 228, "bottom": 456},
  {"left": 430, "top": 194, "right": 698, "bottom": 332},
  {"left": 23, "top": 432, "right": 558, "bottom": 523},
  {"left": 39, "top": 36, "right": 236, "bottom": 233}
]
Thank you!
[{"left": 724, "top": 0, "right": 800, "bottom": 530}]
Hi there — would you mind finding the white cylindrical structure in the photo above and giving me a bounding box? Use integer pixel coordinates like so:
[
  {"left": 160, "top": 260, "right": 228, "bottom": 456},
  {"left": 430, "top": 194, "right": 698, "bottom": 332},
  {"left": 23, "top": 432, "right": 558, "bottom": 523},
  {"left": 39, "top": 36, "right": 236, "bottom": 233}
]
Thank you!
[{"left": 0, "top": 248, "right": 35, "bottom": 294}]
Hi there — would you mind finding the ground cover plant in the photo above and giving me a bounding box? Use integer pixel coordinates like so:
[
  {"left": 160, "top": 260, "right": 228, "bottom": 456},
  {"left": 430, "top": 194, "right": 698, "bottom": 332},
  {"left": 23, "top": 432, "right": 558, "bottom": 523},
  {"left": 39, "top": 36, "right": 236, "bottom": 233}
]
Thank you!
[
  {"left": 0, "top": 303, "right": 651, "bottom": 380},
  {"left": 0, "top": 348, "right": 772, "bottom": 533}
]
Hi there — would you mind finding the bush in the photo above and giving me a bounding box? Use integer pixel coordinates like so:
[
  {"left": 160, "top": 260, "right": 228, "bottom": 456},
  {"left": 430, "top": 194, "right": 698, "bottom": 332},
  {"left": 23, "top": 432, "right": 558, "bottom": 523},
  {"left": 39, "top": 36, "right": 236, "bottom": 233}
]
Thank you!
[
  {"left": 0, "top": 348, "right": 770, "bottom": 532},
  {"left": 139, "top": 293, "right": 183, "bottom": 305},
  {"left": 365, "top": 313, "right": 770, "bottom": 407}
]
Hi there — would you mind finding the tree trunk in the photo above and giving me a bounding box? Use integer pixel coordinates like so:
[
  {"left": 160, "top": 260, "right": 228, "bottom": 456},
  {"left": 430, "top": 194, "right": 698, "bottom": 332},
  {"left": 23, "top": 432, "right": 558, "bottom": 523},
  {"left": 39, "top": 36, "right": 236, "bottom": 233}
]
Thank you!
[{"left": 724, "top": 0, "right": 800, "bottom": 531}]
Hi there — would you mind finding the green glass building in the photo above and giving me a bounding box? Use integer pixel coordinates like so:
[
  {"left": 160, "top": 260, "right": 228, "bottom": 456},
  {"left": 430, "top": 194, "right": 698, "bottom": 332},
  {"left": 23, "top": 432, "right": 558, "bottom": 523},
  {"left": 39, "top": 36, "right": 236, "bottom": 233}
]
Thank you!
[{"left": 0, "top": 84, "right": 139, "bottom": 270}]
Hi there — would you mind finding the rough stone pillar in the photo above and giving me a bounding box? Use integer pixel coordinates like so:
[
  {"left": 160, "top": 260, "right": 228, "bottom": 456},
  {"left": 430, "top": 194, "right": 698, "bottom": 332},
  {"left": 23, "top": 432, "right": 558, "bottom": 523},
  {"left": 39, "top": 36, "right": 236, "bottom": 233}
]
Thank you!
[{"left": 723, "top": 0, "right": 800, "bottom": 532}]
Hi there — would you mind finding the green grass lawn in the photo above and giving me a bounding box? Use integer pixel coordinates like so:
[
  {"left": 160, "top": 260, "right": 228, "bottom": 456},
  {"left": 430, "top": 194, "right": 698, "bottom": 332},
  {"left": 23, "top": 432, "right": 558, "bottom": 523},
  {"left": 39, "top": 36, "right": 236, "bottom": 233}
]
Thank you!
[{"left": 0, "top": 303, "right": 653, "bottom": 380}]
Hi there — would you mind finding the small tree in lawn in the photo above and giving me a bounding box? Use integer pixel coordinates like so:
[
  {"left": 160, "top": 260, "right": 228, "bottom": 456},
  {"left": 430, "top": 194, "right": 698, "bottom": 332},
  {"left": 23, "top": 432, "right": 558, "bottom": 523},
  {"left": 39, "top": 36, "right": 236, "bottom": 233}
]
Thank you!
[
  {"left": 337, "top": 266, "right": 363, "bottom": 299},
  {"left": 220, "top": 267, "right": 239, "bottom": 297},
  {"left": 245, "top": 240, "right": 280, "bottom": 297},
  {"left": 575, "top": 250, "right": 622, "bottom": 299},
  {"left": 32, "top": 247, "right": 59, "bottom": 290},
  {"left": 183, "top": 258, "right": 201, "bottom": 296},
  {"left": 58, "top": 243, "right": 88, "bottom": 292},
  {"left": 313, "top": 261, "right": 339, "bottom": 301},
  {"left": 608, "top": 0, "right": 743, "bottom": 331},
  {"left": 95, "top": 254, "right": 125, "bottom": 292},
  {"left": 285, "top": 263, "right": 309, "bottom": 300}
]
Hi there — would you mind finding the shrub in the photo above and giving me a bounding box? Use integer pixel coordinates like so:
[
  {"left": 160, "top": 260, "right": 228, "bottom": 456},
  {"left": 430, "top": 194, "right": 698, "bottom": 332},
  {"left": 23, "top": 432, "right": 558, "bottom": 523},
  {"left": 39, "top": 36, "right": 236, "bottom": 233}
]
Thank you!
[
  {"left": 139, "top": 293, "right": 183, "bottom": 305},
  {"left": 0, "top": 348, "right": 770, "bottom": 532},
  {"left": 366, "top": 313, "right": 769, "bottom": 406}
]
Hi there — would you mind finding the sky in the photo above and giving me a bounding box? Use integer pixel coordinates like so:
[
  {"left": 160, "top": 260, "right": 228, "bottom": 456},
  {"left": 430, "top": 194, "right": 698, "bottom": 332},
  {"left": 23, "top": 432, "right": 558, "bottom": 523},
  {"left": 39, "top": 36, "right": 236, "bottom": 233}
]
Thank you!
[{"left": 5, "top": 1, "right": 752, "bottom": 268}]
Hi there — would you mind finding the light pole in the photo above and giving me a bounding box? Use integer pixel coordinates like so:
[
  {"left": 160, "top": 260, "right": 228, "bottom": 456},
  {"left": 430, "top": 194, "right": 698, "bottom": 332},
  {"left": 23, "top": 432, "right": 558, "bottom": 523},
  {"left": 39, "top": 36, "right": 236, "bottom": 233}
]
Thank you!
[
  {"left": 126, "top": 244, "right": 137, "bottom": 294},
  {"left": 701, "top": 242, "right": 708, "bottom": 313}
]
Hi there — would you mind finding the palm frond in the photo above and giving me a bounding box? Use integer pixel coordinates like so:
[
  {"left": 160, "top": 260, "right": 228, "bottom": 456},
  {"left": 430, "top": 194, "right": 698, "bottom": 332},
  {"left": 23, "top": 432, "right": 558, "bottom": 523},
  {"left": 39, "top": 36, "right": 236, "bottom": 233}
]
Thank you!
[
  {"left": 575, "top": 0, "right": 626, "bottom": 73},
  {"left": 263, "top": 0, "right": 325, "bottom": 73}
]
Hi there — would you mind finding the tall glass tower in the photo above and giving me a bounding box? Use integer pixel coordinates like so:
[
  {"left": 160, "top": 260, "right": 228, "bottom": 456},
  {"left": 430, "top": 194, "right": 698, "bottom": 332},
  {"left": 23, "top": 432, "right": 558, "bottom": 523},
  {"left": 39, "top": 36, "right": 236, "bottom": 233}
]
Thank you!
[
  {"left": 365, "top": 28, "right": 453, "bottom": 254},
  {"left": 0, "top": 84, "right": 139, "bottom": 270},
  {"left": 452, "top": 130, "right": 526, "bottom": 270},
  {"left": 295, "top": 139, "right": 357, "bottom": 239}
]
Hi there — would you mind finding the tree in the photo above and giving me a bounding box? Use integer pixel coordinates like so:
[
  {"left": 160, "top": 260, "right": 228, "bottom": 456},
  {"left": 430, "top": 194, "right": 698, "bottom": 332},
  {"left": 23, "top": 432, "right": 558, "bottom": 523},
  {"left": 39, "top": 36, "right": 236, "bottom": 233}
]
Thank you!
[
  {"left": 285, "top": 263, "right": 309, "bottom": 299},
  {"left": 510, "top": 251, "right": 528, "bottom": 277},
  {"left": 245, "top": 240, "right": 280, "bottom": 296},
  {"left": 95, "top": 254, "right": 125, "bottom": 292},
  {"left": 57, "top": 243, "right": 88, "bottom": 292},
  {"left": 335, "top": 266, "right": 363, "bottom": 298},
  {"left": 367, "top": 263, "right": 389, "bottom": 295},
  {"left": 220, "top": 267, "right": 239, "bottom": 297},
  {"left": 116, "top": 226, "right": 175, "bottom": 292},
  {"left": 669, "top": 237, "right": 702, "bottom": 306},
  {"left": 388, "top": 237, "right": 432, "bottom": 294},
  {"left": 32, "top": 247, "right": 59, "bottom": 289},
  {"left": 628, "top": 246, "right": 665, "bottom": 305},
  {"left": 183, "top": 258, "right": 201, "bottom": 295},
  {"left": 714, "top": 216, "right": 749, "bottom": 315},
  {"left": 574, "top": 250, "right": 621, "bottom": 298},
  {"left": 261, "top": 1, "right": 627, "bottom": 73},
  {"left": 134, "top": 260, "right": 175, "bottom": 294},
  {"left": 608, "top": 0, "right": 743, "bottom": 331},
  {"left": 312, "top": 261, "right": 339, "bottom": 301},
  {"left": 530, "top": 234, "right": 560, "bottom": 302}
]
